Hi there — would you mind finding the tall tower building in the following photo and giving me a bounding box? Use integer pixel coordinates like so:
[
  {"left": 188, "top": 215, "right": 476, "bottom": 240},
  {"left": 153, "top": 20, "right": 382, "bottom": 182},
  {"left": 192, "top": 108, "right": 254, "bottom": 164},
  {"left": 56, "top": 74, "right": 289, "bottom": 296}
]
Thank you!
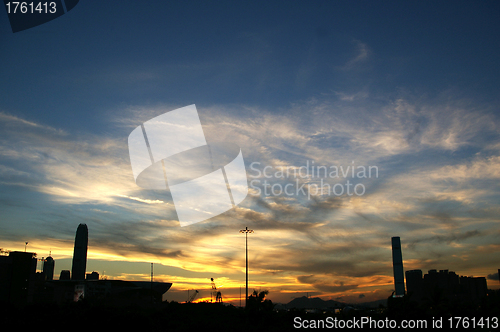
[
  {"left": 42, "top": 255, "right": 55, "bottom": 280},
  {"left": 71, "top": 224, "right": 88, "bottom": 280},
  {"left": 391, "top": 236, "right": 405, "bottom": 297}
]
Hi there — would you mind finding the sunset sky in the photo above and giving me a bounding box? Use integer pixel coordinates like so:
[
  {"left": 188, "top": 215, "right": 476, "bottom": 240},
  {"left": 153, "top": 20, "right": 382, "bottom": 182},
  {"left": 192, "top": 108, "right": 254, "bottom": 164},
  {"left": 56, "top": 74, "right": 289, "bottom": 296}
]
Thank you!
[{"left": 1, "top": 1, "right": 499, "bottom": 305}]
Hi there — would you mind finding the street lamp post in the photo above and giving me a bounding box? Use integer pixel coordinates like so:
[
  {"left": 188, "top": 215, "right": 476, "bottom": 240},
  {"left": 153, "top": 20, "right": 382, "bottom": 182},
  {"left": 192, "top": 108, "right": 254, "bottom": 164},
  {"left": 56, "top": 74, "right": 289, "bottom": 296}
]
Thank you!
[{"left": 239, "top": 226, "right": 254, "bottom": 308}]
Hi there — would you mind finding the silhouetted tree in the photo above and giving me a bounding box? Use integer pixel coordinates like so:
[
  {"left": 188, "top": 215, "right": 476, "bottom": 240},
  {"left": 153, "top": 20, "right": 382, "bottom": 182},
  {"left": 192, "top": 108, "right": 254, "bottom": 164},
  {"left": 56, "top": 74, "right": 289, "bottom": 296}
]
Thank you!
[{"left": 247, "top": 290, "right": 274, "bottom": 312}]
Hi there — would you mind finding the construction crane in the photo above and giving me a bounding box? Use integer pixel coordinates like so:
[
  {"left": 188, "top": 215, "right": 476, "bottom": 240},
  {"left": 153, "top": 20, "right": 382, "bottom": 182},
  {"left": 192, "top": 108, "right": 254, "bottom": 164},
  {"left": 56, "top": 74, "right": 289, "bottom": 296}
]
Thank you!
[
  {"left": 38, "top": 257, "right": 46, "bottom": 271},
  {"left": 37, "top": 252, "right": 52, "bottom": 272},
  {"left": 211, "top": 278, "right": 223, "bottom": 303},
  {"left": 187, "top": 290, "right": 199, "bottom": 303}
]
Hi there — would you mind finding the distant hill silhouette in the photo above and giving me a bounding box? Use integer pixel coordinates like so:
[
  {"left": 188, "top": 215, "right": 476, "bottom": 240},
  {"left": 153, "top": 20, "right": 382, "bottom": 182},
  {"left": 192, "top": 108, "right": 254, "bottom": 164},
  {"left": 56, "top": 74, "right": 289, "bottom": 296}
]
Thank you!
[
  {"left": 285, "top": 296, "right": 345, "bottom": 309},
  {"left": 284, "top": 296, "right": 387, "bottom": 310},
  {"left": 355, "top": 298, "right": 387, "bottom": 308}
]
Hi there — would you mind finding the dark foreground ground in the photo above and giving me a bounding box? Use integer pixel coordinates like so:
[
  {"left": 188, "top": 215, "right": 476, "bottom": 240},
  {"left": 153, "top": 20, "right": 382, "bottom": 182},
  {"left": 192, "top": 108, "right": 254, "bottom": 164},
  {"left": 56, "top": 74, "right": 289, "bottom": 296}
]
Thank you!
[
  {"left": 2, "top": 301, "right": 293, "bottom": 332},
  {"left": 1, "top": 293, "right": 499, "bottom": 332}
]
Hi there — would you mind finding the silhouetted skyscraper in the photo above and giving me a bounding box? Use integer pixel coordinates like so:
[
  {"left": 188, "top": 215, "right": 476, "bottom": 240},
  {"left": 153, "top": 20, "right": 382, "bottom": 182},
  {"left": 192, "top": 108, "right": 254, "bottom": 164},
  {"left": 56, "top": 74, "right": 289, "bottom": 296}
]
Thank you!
[
  {"left": 405, "top": 269, "right": 423, "bottom": 297},
  {"left": 0, "top": 251, "right": 37, "bottom": 304},
  {"left": 42, "top": 255, "right": 55, "bottom": 280},
  {"left": 391, "top": 236, "right": 405, "bottom": 297},
  {"left": 71, "top": 224, "right": 88, "bottom": 280}
]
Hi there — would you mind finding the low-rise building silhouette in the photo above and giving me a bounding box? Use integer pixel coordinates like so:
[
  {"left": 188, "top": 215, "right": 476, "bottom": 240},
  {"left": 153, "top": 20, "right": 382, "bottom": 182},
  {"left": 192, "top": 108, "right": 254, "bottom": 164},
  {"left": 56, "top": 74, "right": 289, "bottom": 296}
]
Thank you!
[
  {"left": 59, "top": 270, "right": 71, "bottom": 280},
  {"left": 406, "top": 269, "right": 487, "bottom": 306}
]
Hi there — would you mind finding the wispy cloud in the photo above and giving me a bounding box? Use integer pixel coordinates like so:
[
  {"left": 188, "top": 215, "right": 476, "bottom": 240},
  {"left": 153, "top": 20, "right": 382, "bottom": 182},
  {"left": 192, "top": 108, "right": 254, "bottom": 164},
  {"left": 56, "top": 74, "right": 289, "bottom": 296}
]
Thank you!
[
  {"left": 117, "top": 194, "right": 165, "bottom": 204},
  {"left": 338, "top": 40, "right": 370, "bottom": 71},
  {"left": 0, "top": 111, "right": 67, "bottom": 135},
  {"left": 1, "top": 88, "right": 499, "bottom": 303}
]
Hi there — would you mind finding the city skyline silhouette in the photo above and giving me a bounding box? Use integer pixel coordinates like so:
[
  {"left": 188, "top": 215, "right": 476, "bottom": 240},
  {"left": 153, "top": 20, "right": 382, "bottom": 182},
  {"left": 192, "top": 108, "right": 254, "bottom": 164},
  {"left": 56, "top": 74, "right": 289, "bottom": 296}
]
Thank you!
[
  {"left": 1, "top": 225, "right": 496, "bottom": 307},
  {"left": 1, "top": 0, "right": 500, "bottom": 308}
]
